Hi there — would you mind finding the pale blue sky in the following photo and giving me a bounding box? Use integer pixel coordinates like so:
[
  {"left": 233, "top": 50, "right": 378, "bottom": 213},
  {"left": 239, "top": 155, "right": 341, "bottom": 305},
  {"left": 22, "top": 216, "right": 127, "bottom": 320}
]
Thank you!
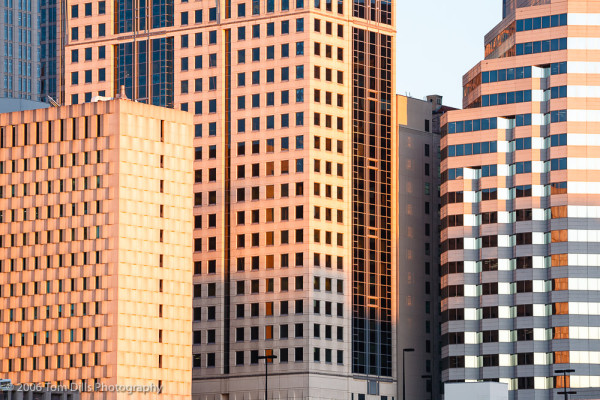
[{"left": 396, "top": 1, "right": 502, "bottom": 109}]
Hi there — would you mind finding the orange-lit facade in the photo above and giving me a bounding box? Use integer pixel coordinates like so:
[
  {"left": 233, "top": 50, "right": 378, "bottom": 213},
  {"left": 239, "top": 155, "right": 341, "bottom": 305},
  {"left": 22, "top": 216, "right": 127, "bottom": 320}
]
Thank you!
[
  {"left": 57, "top": 0, "right": 398, "bottom": 397},
  {"left": 0, "top": 99, "right": 194, "bottom": 399},
  {"left": 441, "top": 0, "right": 600, "bottom": 398}
]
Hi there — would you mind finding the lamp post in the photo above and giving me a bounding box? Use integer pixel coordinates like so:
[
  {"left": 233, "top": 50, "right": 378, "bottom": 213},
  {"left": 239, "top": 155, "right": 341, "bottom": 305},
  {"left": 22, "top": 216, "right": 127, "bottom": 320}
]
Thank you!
[
  {"left": 555, "top": 369, "right": 576, "bottom": 400},
  {"left": 402, "top": 348, "right": 414, "bottom": 400},
  {"left": 258, "top": 353, "right": 277, "bottom": 400}
]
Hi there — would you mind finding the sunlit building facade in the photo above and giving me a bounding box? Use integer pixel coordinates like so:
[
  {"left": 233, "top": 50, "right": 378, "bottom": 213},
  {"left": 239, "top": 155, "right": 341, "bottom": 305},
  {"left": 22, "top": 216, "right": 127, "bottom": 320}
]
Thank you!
[
  {"left": 0, "top": 99, "right": 194, "bottom": 399},
  {"left": 441, "top": 0, "right": 600, "bottom": 399},
  {"left": 59, "top": 0, "right": 398, "bottom": 398}
]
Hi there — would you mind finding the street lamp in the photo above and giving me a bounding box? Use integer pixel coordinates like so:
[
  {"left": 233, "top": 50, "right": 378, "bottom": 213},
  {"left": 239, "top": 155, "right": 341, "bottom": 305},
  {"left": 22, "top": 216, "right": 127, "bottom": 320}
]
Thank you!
[
  {"left": 402, "top": 348, "right": 414, "bottom": 400},
  {"left": 555, "top": 369, "right": 576, "bottom": 400},
  {"left": 258, "top": 353, "right": 278, "bottom": 400}
]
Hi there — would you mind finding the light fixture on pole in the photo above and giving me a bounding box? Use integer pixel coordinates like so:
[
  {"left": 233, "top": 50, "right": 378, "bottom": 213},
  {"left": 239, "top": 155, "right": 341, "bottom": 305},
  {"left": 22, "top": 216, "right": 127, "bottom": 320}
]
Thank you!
[
  {"left": 258, "top": 353, "right": 278, "bottom": 400},
  {"left": 402, "top": 348, "right": 415, "bottom": 400},
  {"left": 555, "top": 369, "right": 576, "bottom": 400}
]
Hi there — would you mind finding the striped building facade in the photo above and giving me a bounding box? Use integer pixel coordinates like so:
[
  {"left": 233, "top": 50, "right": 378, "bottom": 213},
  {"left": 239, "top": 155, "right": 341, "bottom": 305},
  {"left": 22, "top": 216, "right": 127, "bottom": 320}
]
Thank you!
[{"left": 441, "top": 0, "right": 600, "bottom": 399}]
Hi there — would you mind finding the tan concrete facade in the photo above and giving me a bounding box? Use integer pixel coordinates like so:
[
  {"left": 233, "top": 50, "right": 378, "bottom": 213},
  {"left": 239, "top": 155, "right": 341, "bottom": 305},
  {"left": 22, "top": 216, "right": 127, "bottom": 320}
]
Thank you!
[
  {"left": 60, "top": 0, "right": 397, "bottom": 398},
  {"left": 0, "top": 100, "right": 194, "bottom": 400},
  {"left": 396, "top": 95, "right": 441, "bottom": 400}
]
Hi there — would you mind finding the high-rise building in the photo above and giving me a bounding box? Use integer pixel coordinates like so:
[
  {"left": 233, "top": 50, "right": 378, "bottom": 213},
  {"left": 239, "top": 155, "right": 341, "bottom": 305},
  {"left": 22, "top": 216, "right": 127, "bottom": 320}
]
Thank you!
[
  {"left": 0, "top": 99, "right": 194, "bottom": 399},
  {"left": 441, "top": 0, "right": 600, "bottom": 398},
  {"left": 0, "top": 0, "right": 41, "bottom": 100},
  {"left": 59, "top": 0, "right": 397, "bottom": 398},
  {"left": 396, "top": 95, "right": 442, "bottom": 400},
  {"left": 39, "top": 0, "right": 64, "bottom": 102}
]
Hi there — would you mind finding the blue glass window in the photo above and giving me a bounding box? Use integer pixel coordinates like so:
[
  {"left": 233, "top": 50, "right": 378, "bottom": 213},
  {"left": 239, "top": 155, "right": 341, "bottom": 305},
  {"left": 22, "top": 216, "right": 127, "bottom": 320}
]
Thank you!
[{"left": 550, "top": 134, "right": 567, "bottom": 147}]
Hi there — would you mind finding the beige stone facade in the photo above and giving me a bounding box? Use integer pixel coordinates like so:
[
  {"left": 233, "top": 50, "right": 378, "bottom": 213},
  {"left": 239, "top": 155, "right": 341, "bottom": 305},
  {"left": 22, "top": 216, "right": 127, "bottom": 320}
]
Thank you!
[
  {"left": 0, "top": 99, "right": 194, "bottom": 400},
  {"left": 60, "top": 0, "right": 397, "bottom": 397}
]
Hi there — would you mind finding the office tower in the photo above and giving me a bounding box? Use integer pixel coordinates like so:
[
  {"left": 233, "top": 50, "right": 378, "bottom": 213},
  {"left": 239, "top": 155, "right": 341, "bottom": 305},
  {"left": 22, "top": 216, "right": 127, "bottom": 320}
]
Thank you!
[
  {"left": 39, "top": 0, "right": 64, "bottom": 102},
  {"left": 60, "top": 0, "right": 397, "bottom": 398},
  {"left": 441, "top": 0, "right": 600, "bottom": 398},
  {"left": 396, "top": 95, "right": 442, "bottom": 400},
  {"left": 0, "top": 99, "right": 194, "bottom": 399},
  {"left": 0, "top": 0, "right": 41, "bottom": 100}
]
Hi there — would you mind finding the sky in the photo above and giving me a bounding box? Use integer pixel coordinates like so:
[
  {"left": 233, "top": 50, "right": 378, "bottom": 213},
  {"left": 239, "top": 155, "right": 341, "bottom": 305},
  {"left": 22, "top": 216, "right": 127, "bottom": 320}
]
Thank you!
[{"left": 396, "top": 1, "right": 503, "bottom": 109}]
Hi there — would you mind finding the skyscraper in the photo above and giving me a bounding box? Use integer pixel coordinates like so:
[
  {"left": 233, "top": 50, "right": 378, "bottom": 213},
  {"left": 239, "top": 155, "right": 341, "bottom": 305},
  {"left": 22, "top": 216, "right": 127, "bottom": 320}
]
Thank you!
[
  {"left": 441, "top": 0, "right": 600, "bottom": 398},
  {"left": 0, "top": 99, "right": 194, "bottom": 399},
  {"left": 0, "top": 0, "right": 41, "bottom": 100},
  {"left": 396, "top": 95, "right": 443, "bottom": 400},
  {"left": 61, "top": 0, "right": 396, "bottom": 398}
]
